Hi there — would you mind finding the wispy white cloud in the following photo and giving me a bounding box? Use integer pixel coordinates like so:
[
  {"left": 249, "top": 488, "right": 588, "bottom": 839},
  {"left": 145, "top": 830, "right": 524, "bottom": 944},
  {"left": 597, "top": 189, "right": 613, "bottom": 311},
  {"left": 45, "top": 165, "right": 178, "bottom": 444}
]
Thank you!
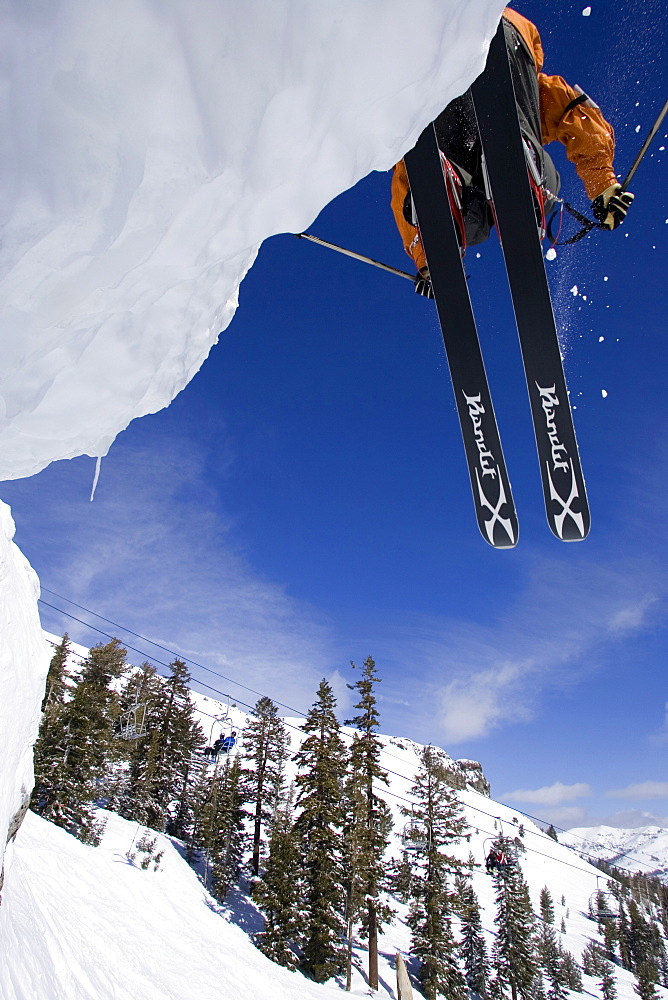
[
  {"left": 605, "top": 781, "right": 668, "bottom": 800},
  {"left": 503, "top": 781, "right": 591, "bottom": 806},
  {"left": 649, "top": 702, "right": 668, "bottom": 746},
  {"left": 26, "top": 434, "right": 338, "bottom": 715},
  {"left": 400, "top": 555, "right": 666, "bottom": 743},
  {"left": 541, "top": 805, "right": 589, "bottom": 827}
]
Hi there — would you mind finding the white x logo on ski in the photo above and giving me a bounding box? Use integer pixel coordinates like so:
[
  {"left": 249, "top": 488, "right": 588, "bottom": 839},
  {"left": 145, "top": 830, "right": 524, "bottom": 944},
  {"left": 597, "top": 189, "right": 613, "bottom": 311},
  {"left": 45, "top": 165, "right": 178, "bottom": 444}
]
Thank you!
[
  {"left": 476, "top": 468, "right": 516, "bottom": 547},
  {"left": 547, "top": 462, "right": 585, "bottom": 540}
]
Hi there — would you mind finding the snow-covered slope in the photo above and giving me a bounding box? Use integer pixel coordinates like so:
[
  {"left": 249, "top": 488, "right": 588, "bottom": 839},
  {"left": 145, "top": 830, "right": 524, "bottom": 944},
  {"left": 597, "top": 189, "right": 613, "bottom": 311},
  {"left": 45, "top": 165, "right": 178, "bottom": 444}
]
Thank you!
[
  {"left": 1, "top": 774, "right": 657, "bottom": 1000},
  {"left": 562, "top": 825, "right": 668, "bottom": 882},
  {"left": 0, "top": 0, "right": 505, "bottom": 480},
  {"left": 3, "top": 676, "right": 664, "bottom": 1000},
  {"left": 0, "top": 504, "right": 49, "bottom": 891},
  {"left": 1, "top": 809, "right": 348, "bottom": 1000}
]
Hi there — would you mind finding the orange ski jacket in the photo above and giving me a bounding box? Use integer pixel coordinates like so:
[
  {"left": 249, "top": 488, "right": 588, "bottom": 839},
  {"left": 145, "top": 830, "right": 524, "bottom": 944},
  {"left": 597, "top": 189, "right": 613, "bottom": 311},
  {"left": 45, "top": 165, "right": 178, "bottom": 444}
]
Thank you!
[{"left": 391, "top": 7, "right": 617, "bottom": 272}]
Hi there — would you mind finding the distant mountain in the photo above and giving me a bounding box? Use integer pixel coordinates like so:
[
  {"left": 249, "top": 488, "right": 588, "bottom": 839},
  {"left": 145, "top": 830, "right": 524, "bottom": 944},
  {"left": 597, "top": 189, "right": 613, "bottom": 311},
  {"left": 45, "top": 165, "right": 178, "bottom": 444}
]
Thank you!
[{"left": 561, "top": 825, "right": 668, "bottom": 882}]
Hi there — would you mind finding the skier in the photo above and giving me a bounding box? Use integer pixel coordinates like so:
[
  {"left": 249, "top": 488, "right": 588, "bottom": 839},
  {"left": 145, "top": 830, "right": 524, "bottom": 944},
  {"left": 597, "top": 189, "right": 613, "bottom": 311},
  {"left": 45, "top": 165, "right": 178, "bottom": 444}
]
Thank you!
[
  {"left": 392, "top": 6, "right": 634, "bottom": 297},
  {"left": 485, "top": 847, "right": 510, "bottom": 873},
  {"left": 215, "top": 731, "right": 237, "bottom": 754}
]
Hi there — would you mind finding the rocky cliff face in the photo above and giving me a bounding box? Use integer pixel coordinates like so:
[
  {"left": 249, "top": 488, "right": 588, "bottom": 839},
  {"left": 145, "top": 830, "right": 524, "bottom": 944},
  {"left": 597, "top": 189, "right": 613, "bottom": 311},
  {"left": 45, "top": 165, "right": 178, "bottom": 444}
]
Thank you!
[{"left": 386, "top": 736, "right": 491, "bottom": 797}]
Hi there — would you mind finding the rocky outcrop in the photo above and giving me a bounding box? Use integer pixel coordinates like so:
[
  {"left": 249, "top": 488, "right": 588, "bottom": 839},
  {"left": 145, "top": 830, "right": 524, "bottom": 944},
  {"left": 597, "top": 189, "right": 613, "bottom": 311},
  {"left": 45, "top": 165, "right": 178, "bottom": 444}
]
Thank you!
[{"left": 386, "top": 737, "right": 491, "bottom": 797}]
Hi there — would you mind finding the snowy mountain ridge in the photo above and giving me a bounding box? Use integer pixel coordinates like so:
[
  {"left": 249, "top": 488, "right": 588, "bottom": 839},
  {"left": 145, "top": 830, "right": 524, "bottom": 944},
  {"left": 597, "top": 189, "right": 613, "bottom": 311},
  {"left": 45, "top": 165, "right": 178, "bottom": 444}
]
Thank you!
[{"left": 562, "top": 825, "right": 668, "bottom": 883}]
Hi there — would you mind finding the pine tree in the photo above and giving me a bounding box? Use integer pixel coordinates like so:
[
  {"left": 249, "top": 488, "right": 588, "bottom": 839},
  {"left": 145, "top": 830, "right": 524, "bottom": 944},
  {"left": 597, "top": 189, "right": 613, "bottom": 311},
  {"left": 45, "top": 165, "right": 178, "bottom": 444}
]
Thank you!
[
  {"left": 559, "top": 950, "right": 582, "bottom": 992},
  {"left": 457, "top": 872, "right": 490, "bottom": 997},
  {"left": 240, "top": 696, "right": 290, "bottom": 878},
  {"left": 491, "top": 857, "right": 537, "bottom": 1000},
  {"left": 600, "top": 959, "right": 617, "bottom": 1000},
  {"left": 32, "top": 638, "right": 127, "bottom": 843},
  {"left": 294, "top": 679, "right": 347, "bottom": 983},
  {"left": 634, "top": 961, "right": 659, "bottom": 1000},
  {"left": 540, "top": 886, "right": 555, "bottom": 925},
  {"left": 618, "top": 901, "right": 633, "bottom": 971},
  {"left": 209, "top": 754, "right": 245, "bottom": 900},
  {"left": 343, "top": 656, "right": 394, "bottom": 991},
  {"left": 404, "top": 745, "right": 468, "bottom": 1000},
  {"left": 41, "top": 634, "right": 72, "bottom": 710},
  {"left": 546, "top": 825, "right": 558, "bottom": 842},
  {"left": 582, "top": 940, "right": 607, "bottom": 977},
  {"left": 118, "top": 658, "right": 204, "bottom": 835},
  {"left": 253, "top": 783, "right": 303, "bottom": 969}
]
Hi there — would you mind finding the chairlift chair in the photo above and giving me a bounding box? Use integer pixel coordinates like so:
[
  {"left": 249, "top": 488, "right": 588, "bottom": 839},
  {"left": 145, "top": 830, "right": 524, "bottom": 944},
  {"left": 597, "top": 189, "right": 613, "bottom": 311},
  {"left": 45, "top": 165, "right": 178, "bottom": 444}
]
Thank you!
[
  {"left": 483, "top": 822, "right": 518, "bottom": 873},
  {"left": 589, "top": 877, "right": 617, "bottom": 921},
  {"left": 402, "top": 817, "right": 430, "bottom": 852},
  {"left": 117, "top": 700, "right": 148, "bottom": 740}
]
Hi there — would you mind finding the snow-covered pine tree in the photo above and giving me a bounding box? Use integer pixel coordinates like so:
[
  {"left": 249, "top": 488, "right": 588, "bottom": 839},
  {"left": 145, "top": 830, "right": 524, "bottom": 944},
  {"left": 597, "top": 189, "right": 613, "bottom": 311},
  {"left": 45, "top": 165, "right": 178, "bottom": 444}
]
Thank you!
[
  {"left": 41, "top": 634, "right": 73, "bottom": 710},
  {"left": 32, "top": 638, "right": 127, "bottom": 843},
  {"left": 253, "top": 783, "right": 303, "bottom": 969},
  {"left": 209, "top": 754, "right": 245, "bottom": 901},
  {"left": 600, "top": 958, "right": 617, "bottom": 1000},
  {"left": 456, "top": 871, "right": 490, "bottom": 997},
  {"left": 546, "top": 825, "right": 558, "bottom": 842},
  {"left": 559, "top": 950, "right": 582, "bottom": 992},
  {"left": 240, "top": 695, "right": 290, "bottom": 878},
  {"left": 162, "top": 660, "right": 207, "bottom": 838},
  {"left": 344, "top": 656, "right": 394, "bottom": 992},
  {"left": 118, "top": 658, "right": 204, "bottom": 835},
  {"left": 491, "top": 850, "right": 538, "bottom": 1000},
  {"left": 627, "top": 899, "right": 666, "bottom": 990},
  {"left": 404, "top": 745, "right": 468, "bottom": 1000},
  {"left": 112, "top": 662, "right": 165, "bottom": 819},
  {"left": 617, "top": 898, "right": 633, "bottom": 971},
  {"left": 32, "top": 636, "right": 74, "bottom": 816},
  {"left": 293, "top": 678, "right": 347, "bottom": 983},
  {"left": 540, "top": 886, "right": 555, "bottom": 925},
  {"left": 634, "top": 960, "right": 660, "bottom": 1000},
  {"left": 582, "top": 939, "right": 608, "bottom": 977}
]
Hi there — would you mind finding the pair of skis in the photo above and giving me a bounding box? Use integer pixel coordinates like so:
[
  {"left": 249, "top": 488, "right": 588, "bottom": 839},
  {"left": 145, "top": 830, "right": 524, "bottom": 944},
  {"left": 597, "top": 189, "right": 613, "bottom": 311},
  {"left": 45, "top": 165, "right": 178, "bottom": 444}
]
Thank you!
[{"left": 404, "top": 22, "right": 590, "bottom": 548}]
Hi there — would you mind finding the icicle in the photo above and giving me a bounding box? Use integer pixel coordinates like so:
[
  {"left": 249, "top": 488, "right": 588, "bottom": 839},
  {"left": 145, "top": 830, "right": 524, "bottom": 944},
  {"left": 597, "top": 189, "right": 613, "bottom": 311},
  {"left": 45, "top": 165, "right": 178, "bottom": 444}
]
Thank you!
[{"left": 90, "top": 456, "right": 102, "bottom": 502}]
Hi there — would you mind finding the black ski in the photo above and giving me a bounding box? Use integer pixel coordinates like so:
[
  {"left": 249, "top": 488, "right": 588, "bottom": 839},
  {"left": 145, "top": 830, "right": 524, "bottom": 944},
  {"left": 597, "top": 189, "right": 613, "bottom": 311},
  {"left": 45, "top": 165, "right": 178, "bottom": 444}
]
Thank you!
[
  {"left": 471, "top": 22, "right": 590, "bottom": 542},
  {"left": 404, "top": 125, "right": 518, "bottom": 549}
]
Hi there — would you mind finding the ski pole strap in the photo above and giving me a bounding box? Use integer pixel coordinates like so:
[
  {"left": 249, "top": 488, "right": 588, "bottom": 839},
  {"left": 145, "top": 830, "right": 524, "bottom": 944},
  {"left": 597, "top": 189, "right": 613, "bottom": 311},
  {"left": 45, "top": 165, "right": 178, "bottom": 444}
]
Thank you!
[{"left": 548, "top": 200, "right": 605, "bottom": 246}]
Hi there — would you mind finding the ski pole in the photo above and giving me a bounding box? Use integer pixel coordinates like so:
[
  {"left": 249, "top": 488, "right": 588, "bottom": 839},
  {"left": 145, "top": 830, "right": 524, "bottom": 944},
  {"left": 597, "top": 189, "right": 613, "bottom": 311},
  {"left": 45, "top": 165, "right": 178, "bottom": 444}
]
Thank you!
[
  {"left": 294, "top": 232, "right": 414, "bottom": 281},
  {"left": 621, "top": 96, "right": 668, "bottom": 190}
]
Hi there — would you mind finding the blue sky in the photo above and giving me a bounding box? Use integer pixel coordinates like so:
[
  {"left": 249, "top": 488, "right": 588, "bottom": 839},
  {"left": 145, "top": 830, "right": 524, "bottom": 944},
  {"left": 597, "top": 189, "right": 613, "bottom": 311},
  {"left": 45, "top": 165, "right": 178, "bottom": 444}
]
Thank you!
[{"left": 2, "top": 0, "right": 667, "bottom": 830}]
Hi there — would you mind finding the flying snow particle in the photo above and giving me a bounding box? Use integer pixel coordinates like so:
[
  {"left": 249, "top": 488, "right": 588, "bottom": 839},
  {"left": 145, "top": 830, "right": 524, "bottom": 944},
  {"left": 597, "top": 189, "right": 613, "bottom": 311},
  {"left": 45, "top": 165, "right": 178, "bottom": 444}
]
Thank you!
[
  {"left": 599, "top": 336, "right": 605, "bottom": 342},
  {"left": 603, "top": 276, "right": 608, "bottom": 281},
  {"left": 476, "top": 252, "right": 481, "bottom": 258},
  {"left": 635, "top": 125, "right": 641, "bottom": 133},
  {"left": 660, "top": 146, "right": 666, "bottom": 151},
  {"left": 570, "top": 285, "right": 579, "bottom": 296},
  {"left": 582, "top": 5, "right": 591, "bottom": 14},
  {"left": 601, "top": 389, "right": 608, "bottom": 398},
  {"left": 545, "top": 247, "right": 557, "bottom": 260}
]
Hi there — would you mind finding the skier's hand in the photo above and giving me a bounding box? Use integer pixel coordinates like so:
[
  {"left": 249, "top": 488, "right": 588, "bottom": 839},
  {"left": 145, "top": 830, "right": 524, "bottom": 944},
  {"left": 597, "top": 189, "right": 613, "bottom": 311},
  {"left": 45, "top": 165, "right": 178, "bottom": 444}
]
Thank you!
[
  {"left": 591, "top": 183, "right": 634, "bottom": 230},
  {"left": 414, "top": 267, "right": 434, "bottom": 299}
]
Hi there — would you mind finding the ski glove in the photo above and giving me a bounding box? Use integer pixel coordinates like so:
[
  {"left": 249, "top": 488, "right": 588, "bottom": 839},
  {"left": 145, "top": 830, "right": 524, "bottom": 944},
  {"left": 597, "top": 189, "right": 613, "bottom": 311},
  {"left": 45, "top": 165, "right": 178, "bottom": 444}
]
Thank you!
[
  {"left": 414, "top": 267, "right": 434, "bottom": 299},
  {"left": 591, "top": 183, "right": 634, "bottom": 230}
]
